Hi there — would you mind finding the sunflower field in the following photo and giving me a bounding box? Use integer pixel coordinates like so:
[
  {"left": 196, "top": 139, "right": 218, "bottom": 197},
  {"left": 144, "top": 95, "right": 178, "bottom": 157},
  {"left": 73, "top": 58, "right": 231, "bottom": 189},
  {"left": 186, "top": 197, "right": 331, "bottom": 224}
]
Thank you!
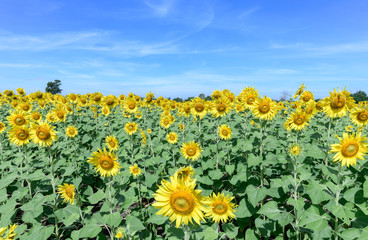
[{"left": 1, "top": 86, "right": 368, "bottom": 240}]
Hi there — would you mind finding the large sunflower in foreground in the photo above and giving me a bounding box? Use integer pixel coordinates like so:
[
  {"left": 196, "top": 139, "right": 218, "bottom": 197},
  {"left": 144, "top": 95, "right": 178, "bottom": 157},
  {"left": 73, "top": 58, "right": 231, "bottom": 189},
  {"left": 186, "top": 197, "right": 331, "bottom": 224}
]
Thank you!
[
  {"left": 203, "top": 192, "right": 237, "bottom": 223},
  {"left": 322, "top": 88, "right": 355, "bottom": 118},
  {"left": 180, "top": 141, "right": 202, "bottom": 161},
  {"left": 57, "top": 183, "right": 76, "bottom": 205},
  {"left": 330, "top": 132, "right": 368, "bottom": 167},
  {"left": 350, "top": 108, "right": 368, "bottom": 127},
  {"left": 88, "top": 147, "right": 121, "bottom": 177},
  {"left": 30, "top": 121, "right": 58, "bottom": 147},
  {"left": 152, "top": 176, "right": 205, "bottom": 228},
  {"left": 251, "top": 96, "right": 278, "bottom": 120},
  {"left": 9, "top": 126, "right": 31, "bottom": 146}
]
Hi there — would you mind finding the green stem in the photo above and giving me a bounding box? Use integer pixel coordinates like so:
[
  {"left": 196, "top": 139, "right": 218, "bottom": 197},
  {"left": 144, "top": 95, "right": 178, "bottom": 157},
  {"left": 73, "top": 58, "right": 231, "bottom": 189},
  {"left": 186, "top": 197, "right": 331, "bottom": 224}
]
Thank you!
[
  {"left": 325, "top": 118, "right": 332, "bottom": 166},
  {"left": 334, "top": 164, "right": 342, "bottom": 240},
  {"left": 183, "top": 224, "right": 190, "bottom": 240},
  {"left": 49, "top": 148, "right": 59, "bottom": 240},
  {"left": 107, "top": 179, "right": 115, "bottom": 240},
  {"left": 293, "top": 156, "right": 300, "bottom": 240}
]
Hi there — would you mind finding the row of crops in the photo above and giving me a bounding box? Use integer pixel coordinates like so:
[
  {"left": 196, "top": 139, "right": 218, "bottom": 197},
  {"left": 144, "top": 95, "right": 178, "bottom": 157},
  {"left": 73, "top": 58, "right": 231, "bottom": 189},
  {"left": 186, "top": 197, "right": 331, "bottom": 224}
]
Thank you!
[{"left": 0, "top": 86, "right": 368, "bottom": 239}]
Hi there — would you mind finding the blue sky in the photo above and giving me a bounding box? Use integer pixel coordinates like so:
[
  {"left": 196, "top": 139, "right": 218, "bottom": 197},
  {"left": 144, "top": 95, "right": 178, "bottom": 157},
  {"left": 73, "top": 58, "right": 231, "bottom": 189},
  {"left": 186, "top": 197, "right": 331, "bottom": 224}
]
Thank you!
[{"left": 0, "top": 0, "right": 367, "bottom": 99}]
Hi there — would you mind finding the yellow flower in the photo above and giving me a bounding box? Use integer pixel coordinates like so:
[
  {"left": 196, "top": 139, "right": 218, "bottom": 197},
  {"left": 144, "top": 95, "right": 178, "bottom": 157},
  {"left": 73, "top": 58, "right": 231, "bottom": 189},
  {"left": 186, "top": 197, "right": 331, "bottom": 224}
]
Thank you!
[
  {"left": 218, "top": 124, "right": 232, "bottom": 140},
  {"left": 180, "top": 141, "right": 202, "bottom": 161},
  {"left": 345, "top": 125, "right": 354, "bottom": 132},
  {"left": 124, "top": 122, "right": 138, "bottom": 135},
  {"left": 173, "top": 166, "right": 195, "bottom": 184},
  {"left": 160, "top": 117, "right": 172, "bottom": 129},
  {"left": 0, "top": 224, "right": 17, "bottom": 239},
  {"left": 322, "top": 88, "right": 355, "bottom": 118},
  {"left": 115, "top": 228, "right": 125, "bottom": 238},
  {"left": 30, "top": 121, "right": 58, "bottom": 147},
  {"left": 101, "top": 107, "right": 110, "bottom": 116},
  {"left": 167, "top": 132, "right": 179, "bottom": 144},
  {"left": 129, "top": 164, "right": 142, "bottom": 178},
  {"left": 284, "top": 110, "right": 311, "bottom": 131},
  {"left": 57, "top": 183, "right": 76, "bottom": 205},
  {"left": 251, "top": 96, "right": 278, "bottom": 120},
  {"left": 293, "top": 83, "right": 305, "bottom": 99},
  {"left": 152, "top": 176, "right": 206, "bottom": 228},
  {"left": 147, "top": 129, "right": 152, "bottom": 134},
  {"left": 9, "top": 126, "right": 31, "bottom": 146},
  {"left": 16, "top": 88, "right": 26, "bottom": 95},
  {"left": 350, "top": 107, "right": 368, "bottom": 127},
  {"left": 125, "top": 98, "right": 139, "bottom": 114},
  {"left": 289, "top": 143, "right": 302, "bottom": 157},
  {"left": 330, "top": 132, "right": 368, "bottom": 167},
  {"left": 54, "top": 109, "right": 67, "bottom": 122},
  {"left": 7, "top": 110, "right": 29, "bottom": 127},
  {"left": 191, "top": 97, "right": 208, "bottom": 119},
  {"left": 203, "top": 192, "right": 237, "bottom": 223},
  {"left": 299, "top": 90, "right": 314, "bottom": 104},
  {"left": 87, "top": 147, "right": 121, "bottom": 177},
  {"left": 0, "top": 122, "right": 6, "bottom": 134},
  {"left": 30, "top": 112, "right": 42, "bottom": 122},
  {"left": 212, "top": 98, "right": 231, "bottom": 118},
  {"left": 18, "top": 102, "right": 32, "bottom": 112},
  {"left": 65, "top": 125, "right": 78, "bottom": 138},
  {"left": 105, "top": 135, "right": 119, "bottom": 151}
]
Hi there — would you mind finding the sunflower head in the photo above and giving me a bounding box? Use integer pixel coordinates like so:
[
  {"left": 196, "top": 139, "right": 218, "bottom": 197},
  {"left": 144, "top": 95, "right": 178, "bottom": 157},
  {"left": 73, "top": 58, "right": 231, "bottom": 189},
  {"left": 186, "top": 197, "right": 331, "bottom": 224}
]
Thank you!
[
  {"left": 9, "top": 126, "right": 31, "bottom": 146},
  {"left": 30, "top": 121, "right": 58, "bottom": 147},
  {"left": 65, "top": 126, "right": 78, "bottom": 138},
  {"left": 129, "top": 164, "right": 142, "bottom": 178},
  {"left": 218, "top": 124, "right": 232, "bottom": 140},
  {"left": 105, "top": 135, "right": 119, "bottom": 151},
  {"left": 125, "top": 122, "right": 138, "bottom": 135},
  {"left": 167, "top": 132, "right": 179, "bottom": 144},
  {"left": 57, "top": 183, "right": 76, "bottom": 205},
  {"left": 203, "top": 192, "right": 237, "bottom": 223},
  {"left": 87, "top": 147, "right": 121, "bottom": 177},
  {"left": 180, "top": 141, "right": 203, "bottom": 161},
  {"left": 323, "top": 88, "right": 355, "bottom": 118},
  {"left": 330, "top": 132, "right": 368, "bottom": 167},
  {"left": 251, "top": 96, "right": 278, "bottom": 120},
  {"left": 289, "top": 143, "right": 303, "bottom": 157},
  {"left": 173, "top": 166, "right": 195, "bottom": 184},
  {"left": 350, "top": 107, "right": 368, "bottom": 127},
  {"left": 7, "top": 110, "right": 29, "bottom": 127}
]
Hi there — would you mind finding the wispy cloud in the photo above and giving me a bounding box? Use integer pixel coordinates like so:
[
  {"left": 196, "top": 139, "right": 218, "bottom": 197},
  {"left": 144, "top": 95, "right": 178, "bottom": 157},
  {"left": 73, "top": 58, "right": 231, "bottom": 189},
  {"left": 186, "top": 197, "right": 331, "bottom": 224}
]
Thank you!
[
  {"left": 270, "top": 41, "right": 368, "bottom": 55},
  {"left": 144, "top": 0, "right": 175, "bottom": 17},
  {"left": 0, "top": 63, "right": 46, "bottom": 68}
]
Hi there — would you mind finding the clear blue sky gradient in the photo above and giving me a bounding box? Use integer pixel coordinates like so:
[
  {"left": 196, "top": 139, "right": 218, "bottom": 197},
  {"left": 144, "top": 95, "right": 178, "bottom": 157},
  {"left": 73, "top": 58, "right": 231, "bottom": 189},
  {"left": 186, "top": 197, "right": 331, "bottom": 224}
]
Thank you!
[{"left": 0, "top": 0, "right": 367, "bottom": 99}]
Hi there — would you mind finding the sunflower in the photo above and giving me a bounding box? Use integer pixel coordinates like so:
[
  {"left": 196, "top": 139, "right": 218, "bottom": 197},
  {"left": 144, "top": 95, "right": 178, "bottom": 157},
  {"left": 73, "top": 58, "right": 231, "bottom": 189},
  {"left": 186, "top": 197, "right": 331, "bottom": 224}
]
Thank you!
[
  {"left": 242, "top": 87, "right": 259, "bottom": 110},
  {"left": 54, "top": 109, "right": 67, "bottom": 122},
  {"left": 218, "top": 124, "right": 232, "bottom": 140},
  {"left": 180, "top": 141, "right": 202, "bottom": 161},
  {"left": 178, "top": 123, "right": 185, "bottom": 132},
  {"left": 101, "top": 107, "right": 110, "bottom": 116},
  {"left": 30, "top": 112, "right": 42, "bottom": 122},
  {"left": 147, "top": 128, "right": 152, "bottom": 134},
  {"left": 46, "top": 112, "right": 58, "bottom": 123},
  {"left": 289, "top": 143, "right": 303, "bottom": 157},
  {"left": 30, "top": 121, "right": 58, "bottom": 147},
  {"left": 299, "top": 90, "right": 314, "bottom": 104},
  {"left": 106, "top": 135, "right": 119, "bottom": 151},
  {"left": 0, "top": 122, "right": 6, "bottom": 133},
  {"left": 322, "top": 88, "right": 355, "bottom": 118},
  {"left": 0, "top": 224, "right": 17, "bottom": 239},
  {"left": 16, "top": 88, "right": 25, "bottom": 95},
  {"left": 65, "top": 126, "right": 78, "bottom": 138},
  {"left": 125, "top": 99, "right": 139, "bottom": 114},
  {"left": 345, "top": 125, "right": 354, "bottom": 132},
  {"left": 173, "top": 166, "right": 195, "bottom": 184},
  {"left": 251, "top": 96, "right": 278, "bottom": 120},
  {"left": 167, "top": 132, "right": 179, "bottom": 144},
  {"left": 293, "top": 83, "right": 305, "bottom": 99},
  {"left": 115, "top": 228, "right": 126, "bottom": 239},
  {"left": 129, "top": 164, "right": 142, "bottom": 178},
  {"left": 18, "top": 102, "right": 32, "bottom": 112},
  {"left": 9, "top": 126, "right": 31, "bottom": 146},
  {"left": 160, "top": 117, "right": 172, "bottom": 129},
  {"left": 191, "top": 97, "right": 208, "bottom": 119},
  {"left": 211, "top": 90, "right": 222, "bottom": 100},
  {"left": 330, "top": 132, "right": 368, "bottom": 167},
  {"left": 144, "top": 91, "right": 155, "bottom": 105},
  {"left": 284, "top": 110, "right": 311, "bottom": 131},
  {"left": 125, "top": 122, "right": 139, "bottom": 135},
  {"left": 103, "top": 95, "right": 118, "bottom": 108},
  {"left": 57, "top": 183, "right": 76, "bottom": 205},
  {"left": 212, "top": 98, "right": 231, "bottom": 118},
  {"left": 152, "top": 176, "right": 206, "bottom": 228},
  {"left": 350, "top": 108, "right": 368, "bottom": 127},
  {"left": 87, "top": 147, "right": 121, "bottom": 177},
  {"left": 203, "top": 192, "right": 237, "bottom": 223},
  {"left": 7, "top": 110, "right": 29, "bottom": 127}
]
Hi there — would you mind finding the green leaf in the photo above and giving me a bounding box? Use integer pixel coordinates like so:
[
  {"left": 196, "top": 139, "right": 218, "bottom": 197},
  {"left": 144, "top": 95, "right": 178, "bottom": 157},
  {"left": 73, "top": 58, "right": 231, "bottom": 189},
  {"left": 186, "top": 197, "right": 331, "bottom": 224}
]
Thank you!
[
  {"left": 257, "top": 201, "right": 281, "bottom": 220},
  {"left": 225, "top": 164, "right": 235, "bottom": 175},
  {"left": 102, "top": 212, "right": 122, "bottom": 228},
  {"left": 305, "top": 180, "right": 332, "bottom": 204},
  {"left": 209, "top": 169, "right": 223, "bottom": 180},
  {"left": 203, "top": 226, "right": 218, "bottom": 240},
  {"left": 147, "top": 214, "right": 167, "bottom": 225},
  {"left": 222, "top": 223, "right": 239, "bottom": 239},
  {"left": 126, "top": 215, "right": 145, "bottom": 234},
  {"left": 246, "top": 185, "right": 267, "bottom": 207},
  {"left": 21, "top": 225, "right": 54, "bottom": 240},
  {"left": 197, "top": 175, "right": 213, "bottom": 185},
  {"left": 338, "top": 228, "right": 360, "bottom": 240},
  {"left": 245, "top": 229, "right": 258, "bottom": 240},
  {"left": 79, "top": 224, "right": 102, "bottom": 238},
  {"left": 88, "top": 189, "right": 105, "bottom": 204},
  {"left": 235, "top": 199, "right": 253, "bottom": 218},
  {"left": 331, "top": 204, "right": 352, "bottom": 225},
  {"left": 299, "top": 205, "right": 330, "bottom": 231},
  {"left": 0, "top": 173, "right": 17, "bottom": 189},
  {"left": 247, "top": 154, "right": 261, "bottom": 167},
  {"left": 363, "top": 179, "right": 368, "bottom": 198}
]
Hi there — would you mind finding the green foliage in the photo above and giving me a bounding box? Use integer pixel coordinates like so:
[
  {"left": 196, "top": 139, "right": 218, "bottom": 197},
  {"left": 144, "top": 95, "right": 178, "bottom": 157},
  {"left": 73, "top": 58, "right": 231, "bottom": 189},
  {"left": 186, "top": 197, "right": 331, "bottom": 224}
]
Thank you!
[
  {"left": 351, "top": 90, "right": 368, "bottom": 103},
  {"left": 45, "top": 79, "right": 62, "bottom": 94}
]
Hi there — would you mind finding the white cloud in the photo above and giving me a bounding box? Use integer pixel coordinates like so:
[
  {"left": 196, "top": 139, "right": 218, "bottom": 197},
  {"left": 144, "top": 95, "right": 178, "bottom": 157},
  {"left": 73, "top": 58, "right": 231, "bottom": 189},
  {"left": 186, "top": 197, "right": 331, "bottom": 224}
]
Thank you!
[{"left": 144, "top": 0, "right": 174, "bottom": 17}]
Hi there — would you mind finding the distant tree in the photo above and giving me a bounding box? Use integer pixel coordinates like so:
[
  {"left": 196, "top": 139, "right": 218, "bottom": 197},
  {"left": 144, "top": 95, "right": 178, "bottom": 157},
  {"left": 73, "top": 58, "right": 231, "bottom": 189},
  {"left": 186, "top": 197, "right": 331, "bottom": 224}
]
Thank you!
[
  {"left": 279, "top": 91, "right": 290, "bottom": 101},
  {"left": 45, "top": 80, "right": 62, "bottom": 94},
  {"left": 199, "top": 93, "right": 205, "bottom": 99},
  {"left": 185, "top": 97, "right": 194, "bottom": 101},
  {"left": 352, "top": 91, "right": 368, "bottom": 103},
  {"left": 205, "top": 96, "right": 212, "bottom": 101},
  {"left": 173, "top": 97, "right": 183, "bottom": 102}
]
